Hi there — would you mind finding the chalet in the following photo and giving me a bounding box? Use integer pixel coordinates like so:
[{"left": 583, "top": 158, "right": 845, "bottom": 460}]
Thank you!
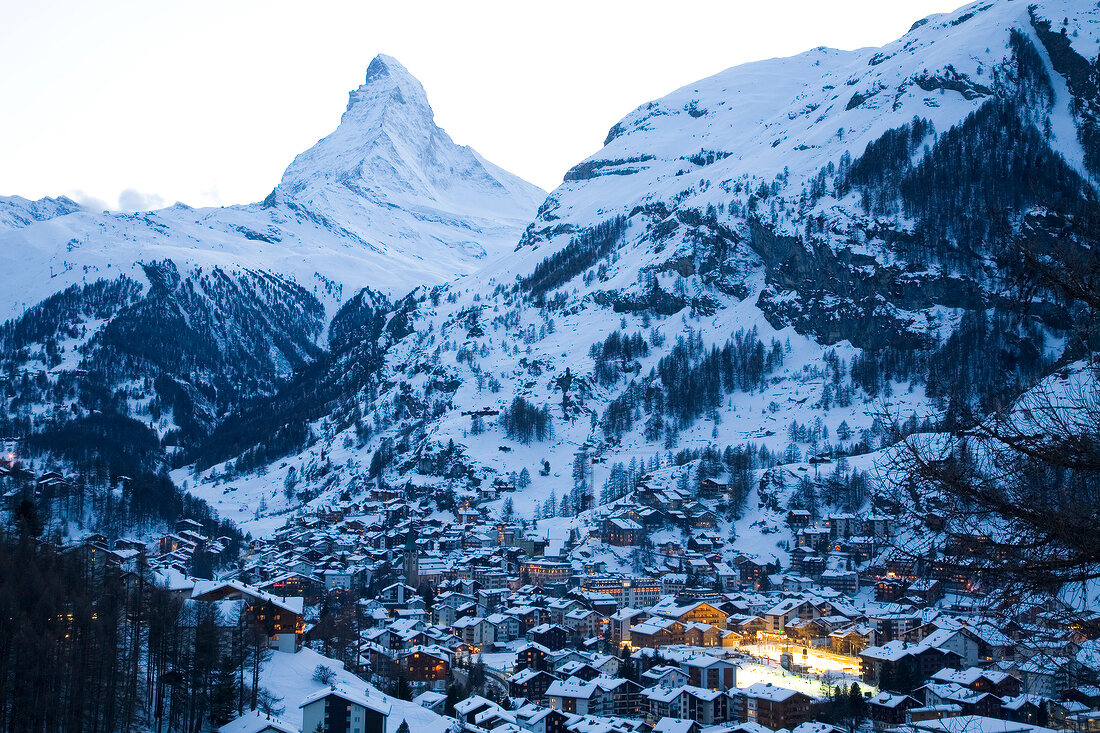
[
  {"left": 820, "top": 568, "right": 859, "bottom": 595},
  {"left": 650, "top": 599, "right": 728, "bottom": 630},
  {"left": 610, "top": 607, "right": 647, "bottom": 647},
  {"left": 300, "top": 687, "right": 390, "bottom": 733},
  {"left": 884, "top": 554, "right": 919, "bottom": 580},
  {"left": 714, "top": 562, "right": 739, "bottom": 591},
  {"left": 699, "top": 477, "right": 729, "bottom": 496},
  {"left": 848, "top": 536, "right": 879, "bottom": 564},
  {"left": 683, "top": 623, "right": 723, "bottom": 647},
  {"left": 501, "top": 602, "right": 542, "bottom": 629},
  {"left": 115, "top": 538, "right": 147, "bottom": 556},
  {"left": 515, "top": 642, "right": 551, "bottom": 672},
  {"left": 259, "top": 572, "right": 324, "bottom": 602},
  {"left": 378, "top": 582, "right": 418, "bottom": 606},
  {"left": 1003, "top": 695, "right": 1051, "bottom": 726},
  {"left": 644, "top": 685, "right": 684, "bottom": 721},
  {"left": 595, "top": 676, "right": 642, "bottom": 716},
  {"left": 789, "top": 548, "right": 818, "bottom": 574},
  {"left": 829, "top": 624, "right": 876, "bottom": 655},
  {"left": 510, "top": 667, "right": 559, "bottom": 702},
  {"left": 680, "top": 655, "right": 737, "bottom": 691},
  {"left": 799, "top": 555, "right": 827, "bottom": 578},
  {"left": 484, "top": 613, "right": 520, "bottom": 643},
  {"left": 686, "top": 536, "right": 714, "bottom": 553},
  {"left": 735, "top": 683, "right": 813, "bottom": 730},
  {"left": 545, "top": 679, "right": 598, "bottom": 714},
  {"left": 867, "top": 611, "right": 925, "bottom": 643},
  {"left": 863, "top": 515, "right": 892, "bottom": 537},
  {"left": 859, "top": 641, "right": 962, "bottom": 687},
  {"left": 785, "top": 617, "right": 833, "bottom": 644},
  {"left": 825, "top": 513, "right": 857, "bottom": 539},
  {"left": 217, "top": 710, "right": 298, "bottom": 733},
  {"left": 191, "top": 580, "right": 304, "bottom": 652},
  {"left": 604, "top": 517, "right": 643, "bottom": 546},
  {"left": 787, "top": 510, "right": 811, "bottom": 529},
  {"left": 410, "top": 690, "right": 446, "bottom": 715},
  {"left": 1062, "top": 686, "right": 1100, "bottom": 708},
  {"left": 451, "top": 615, "right": 487, "bottom": 646},
  {"left": 514, "top": 704, "right": 569, "bottom": 733},
  {"left": 738, "top": 616, "right": 769, "bottom": 637},
  {"left": 631, "top": 618, "right": 686, "bottom": 648},
  {"left": 159, "top": 533, "right": 198, "bottom": 556},
  {"left": 905, "top": 626, "right": 1003, "bottom": 669},
  {"left": 563, "top": 608, "right": 602, "bottom": 639},
  {"left": 930, "top": 667, "right": 1022, "bottom": 698},
  {"left": 1019, "top": 657, "right": 1066, "bottom": 697},
  {"left": 34, "top": 471, "right": 72, "bottom": 498},
  {"left": 690, "top": 509, "right": 718, "bottom": 529},
  {"left": 176, "top": 518, "right": 205, "bottom": 535},
  {"left": 920, "top": 682, "right": 1004, "bottom": 718},
  {"left": 642, "top": 665, "right": 689, "bottom": 689},
  {"left": 735, "top": 556, "right": 771, "bottom": 588},
  {"left": 867, "top": 691, "right": 921, "bottom": 730},
  {"left": 322, "top": 568, "right": 363, "bottom": 594},
  {"left": 456, "top": 506, "right": 480, "bottom": 525},
  {"left": 397, "top": 645, "right": 450, "bottom": 683},
  {"left": 547, "top": 597, "right": 582, "bottom": 624},
  {"left": 763, "top": 599, "right": 819, "bottom": 634},
  {"left": 797, "top": 528, "right": 831, "bottom": 553},
  {"left": 876, "top": 578, "right": 908, "bottom": 603},
  {"left": 528, "top": 623, "right": 570, "bottom": 651},
  {"left": 907, "top": 579, "right": 945, "bottom": 605},
  {"left": 1051, "top": 699, "right": 1094, "bottom": 729}
]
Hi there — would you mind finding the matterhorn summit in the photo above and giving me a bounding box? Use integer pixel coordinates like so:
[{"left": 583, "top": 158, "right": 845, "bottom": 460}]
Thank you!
[
  {"left": 276, "top": 54, "right": 546, "bottom": 268},
  {"left": 0, "top": 54, "right": 546, "bottom": 320}
]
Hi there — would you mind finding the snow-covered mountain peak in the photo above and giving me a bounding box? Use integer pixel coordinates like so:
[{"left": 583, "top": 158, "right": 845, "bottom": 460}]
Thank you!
[
  {"left": 348, "top": 54, "right": 432, "bottom": 117},
  {"left": 277, "top": 54, "right": 545, "bottom": 227},
  {"left": 0, "top": 194, "right": 85, "bottom": 232},
  {"left": 0, "top": 53, "right": 546, "bottom": 326}
]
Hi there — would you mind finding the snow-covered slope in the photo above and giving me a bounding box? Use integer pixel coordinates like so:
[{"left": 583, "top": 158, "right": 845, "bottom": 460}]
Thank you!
[
  {"left": 190, "top": 0, "right": 1100, "bottom": 541},
  {"left": 518, "top": 0, "right": 1098, "bottom": 349}
]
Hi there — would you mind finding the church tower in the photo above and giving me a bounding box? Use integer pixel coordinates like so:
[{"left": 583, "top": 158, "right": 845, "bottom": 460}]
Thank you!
[{"left": 404, "top": 533, "right": 419, "bottom": 588}]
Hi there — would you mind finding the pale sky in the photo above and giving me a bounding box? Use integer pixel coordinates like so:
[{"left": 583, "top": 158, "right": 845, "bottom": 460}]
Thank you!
[{"left": 0, "top": 0, "right": 965, "bottom": 211}]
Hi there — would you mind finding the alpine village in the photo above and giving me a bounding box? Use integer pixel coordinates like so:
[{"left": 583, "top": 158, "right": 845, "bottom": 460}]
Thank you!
[{"left": 1, "top": 2, "right": 1100, "bottom": 733}]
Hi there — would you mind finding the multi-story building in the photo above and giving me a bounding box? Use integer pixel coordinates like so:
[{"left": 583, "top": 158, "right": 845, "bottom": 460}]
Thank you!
[
  {"left": 734, "top": 684, "right": 813, "bottom": 730},
  {"left": 522, "top": 559, "right": 573, "bottom": 587},
  {"left": 581, "top": 576, "right": 662, "bottom": 607},
  {"left": 300, "top": 687, "right": 390, "bottom": 733}
]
